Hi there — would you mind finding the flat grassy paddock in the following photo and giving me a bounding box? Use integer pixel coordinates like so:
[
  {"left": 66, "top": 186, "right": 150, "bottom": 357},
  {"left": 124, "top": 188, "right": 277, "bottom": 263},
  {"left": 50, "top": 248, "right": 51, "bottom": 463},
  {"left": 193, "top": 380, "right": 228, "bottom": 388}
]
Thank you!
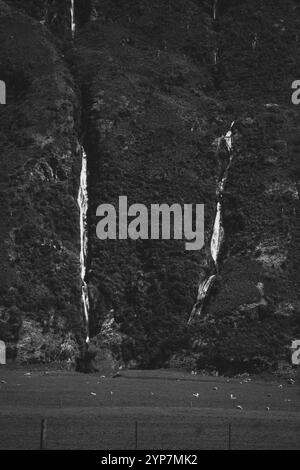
[{"left": 0, "top": 367, "right": 299, "bottom": 449}]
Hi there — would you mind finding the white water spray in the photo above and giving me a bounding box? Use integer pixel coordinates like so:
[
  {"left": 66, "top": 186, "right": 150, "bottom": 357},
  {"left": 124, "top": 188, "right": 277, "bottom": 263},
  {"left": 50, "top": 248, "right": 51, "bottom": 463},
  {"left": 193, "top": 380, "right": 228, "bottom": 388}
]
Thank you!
[
  {"left": 189, "top": 275, "right": 216, "bottom": 319},
  {"left": 71, "top": 0, "right": 76, "bottom": 38},
  {"left": 252, "top": 33, "right": 258, "bottom": 51},
  {"left": 213, "top": 0, "right": 218, "bottom": 21},
  {"left": 70, "top": 3, "right": 90, "bottom": 345},
  {"left": 213, "top": 48, "right": 219, "bottom": 66},
  {"left": 224, "top": 123, "right": 234, "bottom": 153},
  {"left": 78, "top": 147, "right": 90, "bottom": 343},
  {"left": 189, "top": 122, "right": 235, "bottom": 323},
  {"left": 210, "top": 121, "right": 234, "bottom": 265},
  {"left": 210, "top": 202, "right": 224, "bottom": 265}
]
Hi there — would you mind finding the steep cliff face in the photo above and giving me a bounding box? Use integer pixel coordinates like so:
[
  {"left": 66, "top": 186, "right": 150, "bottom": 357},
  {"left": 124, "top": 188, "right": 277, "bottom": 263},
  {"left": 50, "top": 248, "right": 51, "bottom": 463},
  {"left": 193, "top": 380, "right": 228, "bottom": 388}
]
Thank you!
[
  {"left": 0, "top": 0, "right": 83, "bottom": 362},
  {"left": 0, "top": 0, "right": 299, "bottom": 372}
]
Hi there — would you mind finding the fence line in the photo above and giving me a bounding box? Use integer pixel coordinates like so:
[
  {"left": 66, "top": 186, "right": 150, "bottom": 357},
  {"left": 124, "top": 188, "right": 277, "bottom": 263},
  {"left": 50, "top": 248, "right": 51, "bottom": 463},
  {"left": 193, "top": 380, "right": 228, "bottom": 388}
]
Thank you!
[
  {"left": 228, "top": 423, "right": 232, "bottom": 450},
  {"left": 0, "top": 417, "right": 298, "bottom": 450},
  {"left": 40, "top": 419, "right": 47, "bottom": 450},
  {"left": 135, "top": 421, "right": 138, "bottom": 450}
]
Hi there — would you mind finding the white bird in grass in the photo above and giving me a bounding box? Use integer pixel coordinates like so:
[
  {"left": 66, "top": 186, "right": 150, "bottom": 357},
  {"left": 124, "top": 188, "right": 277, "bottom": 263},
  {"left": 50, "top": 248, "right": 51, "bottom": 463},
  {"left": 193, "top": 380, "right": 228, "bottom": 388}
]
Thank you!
[
  {"left": 193, "top": 393, "right": 200, "bottom": 398},
  {"left": 213, "top": 387, "right": 218, "bottom": 391},
  {"left": 236, "top": 405, "right": 243, "bottom": 410},
  {"left": 230, "top": 394, "right": 237, "bottom": 400},
  {"left": 91, "top": 392, "right": 97, "bottom": 396},
  {"left": 266, "top": 406, "right": 270, "bottom": 411}
]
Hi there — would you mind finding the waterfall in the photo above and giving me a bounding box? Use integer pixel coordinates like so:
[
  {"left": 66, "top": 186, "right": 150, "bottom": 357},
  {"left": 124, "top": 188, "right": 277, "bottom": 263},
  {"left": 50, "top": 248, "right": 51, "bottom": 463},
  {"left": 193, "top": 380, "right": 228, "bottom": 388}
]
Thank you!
[
  {"left": 71, "top": 3, "right": 90, "bottom": 345},
  {"left": 224, "top": 123, "right": 234, "bottom": 153},
  {"left": 252, "top": 33, "right": 258, "bottom": 51},
  {"left": 71, "top": 0, "right": 76, "bottom": 38},
  {"left": 213, "top": 0, "right": 218, "bottom": 21},
  {"left": 212, "top": 2, "right": 219, "bottom": 64},
  {"left": 210, "top": 202, "right": 224, "bottom": 265},
  {"left": 188, "top": 121, "right": 235, "bottom": 324},
  {"left": 189, "top": 275, "right": 216, "bottom": 319},
  {"left": 213, "top": 48, "right": 219, "bottom": 66},
  {"left": 78, "top": 147, "right": 90, "bottom": 343}
]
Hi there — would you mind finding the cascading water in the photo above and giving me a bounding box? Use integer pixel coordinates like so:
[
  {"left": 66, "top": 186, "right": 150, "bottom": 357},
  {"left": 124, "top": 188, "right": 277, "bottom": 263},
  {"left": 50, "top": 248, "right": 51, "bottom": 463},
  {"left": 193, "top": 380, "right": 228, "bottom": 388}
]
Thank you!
[
  {"left": 212, "top": 2, "right": 219, "bottom": 65},
  {"left": 213, "top": 48, "right": 219, "bottom": 66},
  {"left": 189, "top": 275, "right": 216, "bottom": 319},
  {"left": 188, "top": 121, "right": 235, "bottom": 324},
  {"left": 213, "top": 0, "right": 218, "bottom": 21},
  {"left": 71, "top": 0, "right": 76, "bottom": 38},
  {"left": 252, "top": 33, "right": 258, "bottom": 51},
  {"left": 77, "top": 147, "right": 90, "bottom": 344},
  {"left": 70, "top": 2, "right": 90, "bottom": 344},
  {"left": 210, "top": 202, "right": 224, "bottom": 266}
]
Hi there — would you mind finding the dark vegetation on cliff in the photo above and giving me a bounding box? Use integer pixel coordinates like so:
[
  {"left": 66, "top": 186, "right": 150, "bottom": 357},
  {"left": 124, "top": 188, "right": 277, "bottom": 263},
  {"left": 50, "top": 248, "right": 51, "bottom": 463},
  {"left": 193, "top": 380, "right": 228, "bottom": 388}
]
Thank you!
[
  {"left": 193, "top": 0, "right": 300, "bottom": 373},
  {"left": 0, "top": 0, "right": 83, "bottom": 363},
  {"left": 0, "top": 0, "right": 299, "bottom": 373},
  {"left": 74, "top": 0, "right": 300, "bottom": 372},
  {"left": 75, "top": 0, "right": 220, "bottom": 368}
]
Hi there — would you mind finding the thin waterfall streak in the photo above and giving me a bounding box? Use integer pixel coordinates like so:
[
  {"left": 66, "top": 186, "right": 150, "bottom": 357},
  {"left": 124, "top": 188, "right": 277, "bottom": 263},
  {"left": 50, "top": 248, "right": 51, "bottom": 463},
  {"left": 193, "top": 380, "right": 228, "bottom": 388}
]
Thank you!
[
  {"left": 213, "top": 0, "right": 218, "bottom": 21},
  {"left": 210, "top": 202, "right": 224, "bottom": 265},
  {"left": 71, "top": 0, "right": 75, "bottom": 38},
  {"left": 78, "top": 147, "right": 90, "bottom": 343},
  {"left": 188, "top": 121, "right": 235, "bottom": 324},
  {"left": 71, "top": 3, "right": 89, "bottom": 343},
  {"left": 213, "top": 49, "right": 219, "bottom": 66},
  {"left": 224, "top": 121, "right": 235, "bottom": 153}
]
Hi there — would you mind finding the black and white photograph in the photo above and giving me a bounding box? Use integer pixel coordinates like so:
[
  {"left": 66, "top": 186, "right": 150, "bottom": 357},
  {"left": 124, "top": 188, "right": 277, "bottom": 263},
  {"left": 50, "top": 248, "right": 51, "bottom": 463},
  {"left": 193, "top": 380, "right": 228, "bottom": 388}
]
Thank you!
[{"left": 0, "top": 0, "right": 299, "bottom": 453}]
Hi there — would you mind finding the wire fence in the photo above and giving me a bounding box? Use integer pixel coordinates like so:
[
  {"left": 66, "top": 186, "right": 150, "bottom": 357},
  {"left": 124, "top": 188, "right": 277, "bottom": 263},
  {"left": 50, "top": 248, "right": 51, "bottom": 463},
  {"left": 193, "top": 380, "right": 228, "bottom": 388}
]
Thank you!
[{"left": 0, "top": 415, "right": 300, "bottom": 450}]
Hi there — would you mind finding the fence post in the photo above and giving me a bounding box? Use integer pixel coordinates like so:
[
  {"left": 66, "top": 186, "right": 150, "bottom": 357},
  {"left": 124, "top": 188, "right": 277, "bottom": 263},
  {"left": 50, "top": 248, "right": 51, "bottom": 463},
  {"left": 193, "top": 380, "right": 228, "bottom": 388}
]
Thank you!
[
  {"left": 40, "top": 418, "right": 47, "bottom": 450},
  {"left": 228, "top": 423, "right": 232, "bottom": 450},
  {"left": 135, "top": 421, "right": 138, "bottom": 450}
]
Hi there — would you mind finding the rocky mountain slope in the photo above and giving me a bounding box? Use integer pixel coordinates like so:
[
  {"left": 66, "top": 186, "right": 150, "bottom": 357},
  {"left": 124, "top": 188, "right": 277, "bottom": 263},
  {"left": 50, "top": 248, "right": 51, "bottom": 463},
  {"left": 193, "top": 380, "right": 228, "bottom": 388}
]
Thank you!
[
  {"left": 0, "top": 0, "right": 299, "bottom": 373},
  {"left": 0, "top": 0, "right": 83, "bottom": 363}
]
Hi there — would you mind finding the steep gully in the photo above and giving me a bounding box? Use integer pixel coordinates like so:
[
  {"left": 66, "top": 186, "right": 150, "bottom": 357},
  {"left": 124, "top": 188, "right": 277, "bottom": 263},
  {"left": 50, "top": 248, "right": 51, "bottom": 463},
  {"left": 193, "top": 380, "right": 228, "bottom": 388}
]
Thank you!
[
  {"left": 188, "top": 121, "right": 235, "bottom": 323},
  {"left": 189, "top": 0, "right": 235, "bottom": 323},
  {"left": 77, "top": 147, "right": 90, "bottom": 344},
  {"left": 71, "top": 1, "right": 90, "bottom": 344}
]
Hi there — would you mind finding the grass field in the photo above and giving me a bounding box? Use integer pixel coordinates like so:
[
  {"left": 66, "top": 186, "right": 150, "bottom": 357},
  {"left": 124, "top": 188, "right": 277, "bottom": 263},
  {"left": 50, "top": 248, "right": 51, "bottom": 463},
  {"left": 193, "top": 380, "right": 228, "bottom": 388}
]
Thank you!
[{"left": 0, "top": 367, "right": 299, "bottom": 450}]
